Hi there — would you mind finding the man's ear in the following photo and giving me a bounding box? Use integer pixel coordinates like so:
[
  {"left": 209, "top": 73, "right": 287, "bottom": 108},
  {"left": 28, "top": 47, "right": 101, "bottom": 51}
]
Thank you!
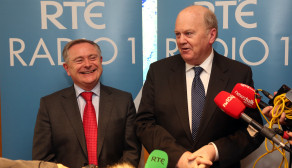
[
  {"left": 209, "top": 28, "right": 217, "bottom": 44},
  {"left": 63, "top": 63, "right": 71, "bottom": 76}
]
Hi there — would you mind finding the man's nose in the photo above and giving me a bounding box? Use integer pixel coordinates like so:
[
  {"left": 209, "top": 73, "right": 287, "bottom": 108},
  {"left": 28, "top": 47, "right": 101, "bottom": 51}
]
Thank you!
[
  {"left": 84, "top": 58, "right": 91, "bottom": 67},
  {"left": 178, "top": 34, "right": 187, "bottom": 44}
]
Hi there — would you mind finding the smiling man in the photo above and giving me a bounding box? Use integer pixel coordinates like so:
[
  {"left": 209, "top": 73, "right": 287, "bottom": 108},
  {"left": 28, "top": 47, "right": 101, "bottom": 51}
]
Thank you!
[{"left": 33, "top": 39, "right": 141, "bottom": 168}]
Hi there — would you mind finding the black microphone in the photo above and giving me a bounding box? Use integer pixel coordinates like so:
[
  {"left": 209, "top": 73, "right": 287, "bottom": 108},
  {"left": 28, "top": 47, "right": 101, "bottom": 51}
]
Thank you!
[
  {"left": 269, "top": 84, "right": 291, "bottom": 106},
  {"left": 214, "top": 91, "right": 292, "bottom": 153},
  {"left": 261, "top": 89, "right": 274, "bottom": 100}
]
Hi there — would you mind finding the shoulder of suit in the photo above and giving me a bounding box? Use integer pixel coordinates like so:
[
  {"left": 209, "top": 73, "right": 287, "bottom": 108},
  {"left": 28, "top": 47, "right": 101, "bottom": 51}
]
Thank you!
[
  {"left": 150, "top": 54, "right": 184, "bottom": 67},
  {"left": 215, "top": 52, "right": 251, "bottom": 70},
  {"left": 41, "top": 85, "right": 74, "bottom": 99},
  {"left": 101, "top": 84, "right": 132, "bottom": 97}
]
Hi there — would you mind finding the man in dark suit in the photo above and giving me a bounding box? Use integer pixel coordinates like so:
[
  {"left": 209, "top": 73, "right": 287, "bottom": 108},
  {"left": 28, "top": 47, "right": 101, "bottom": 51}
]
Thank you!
[
  {"left": 135, "top": 5, "right": 264, "bottom": 168},
  {"left": 32, "top": 39, "right": 141, "bottom": 168}
]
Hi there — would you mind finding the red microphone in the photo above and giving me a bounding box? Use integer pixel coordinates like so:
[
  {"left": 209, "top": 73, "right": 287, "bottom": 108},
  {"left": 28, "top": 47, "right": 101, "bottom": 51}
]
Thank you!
[
  {"left": 214, "top": 91, "right": 292, "bottom": 153},
  {"left": 214, "top": 91, "right": 245, "bottom": 119},
  {"left": 231, "top": 83, "right": 268, "bottom": 109},
  {"left": 231, "top": 84, "right": 291, "bottom": 141}
]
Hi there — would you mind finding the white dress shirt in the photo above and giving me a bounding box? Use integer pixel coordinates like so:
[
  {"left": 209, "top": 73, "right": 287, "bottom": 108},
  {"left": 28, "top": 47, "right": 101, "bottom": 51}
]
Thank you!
[{"left": 185, "top": 49, "right": 219, "bottom": 160}]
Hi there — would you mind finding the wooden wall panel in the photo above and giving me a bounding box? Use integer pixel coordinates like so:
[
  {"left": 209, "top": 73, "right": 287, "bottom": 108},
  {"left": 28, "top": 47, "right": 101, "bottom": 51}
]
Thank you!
[{"left": 0, "top": 95, "right": 2, "bottom": 157}]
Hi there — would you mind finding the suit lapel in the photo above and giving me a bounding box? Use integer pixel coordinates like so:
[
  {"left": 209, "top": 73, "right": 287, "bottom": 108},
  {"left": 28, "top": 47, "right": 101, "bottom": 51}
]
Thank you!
[
  {"left": 195, "top": 52, "right": 230, "bottom": 143},
  {"left": 61, "top": 86, "right": 87, "bottom": 157},
  {"left": 169, "top": 55, "right": 194, "bottom": 143},
  {"left": 97, "top": 84, "right": 113, "bottom": 158}
]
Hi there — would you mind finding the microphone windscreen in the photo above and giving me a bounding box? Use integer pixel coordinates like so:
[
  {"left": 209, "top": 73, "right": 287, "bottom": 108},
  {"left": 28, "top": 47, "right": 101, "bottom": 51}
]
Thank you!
[
  {"left": 145, "top": 150, "right": 168, "bottom": 168},
  {"left": 214, "top": 91, "right": 245, "bottom": 119},
  {"left": 231, "top": 83, "right": 260, "bottom": 109}
]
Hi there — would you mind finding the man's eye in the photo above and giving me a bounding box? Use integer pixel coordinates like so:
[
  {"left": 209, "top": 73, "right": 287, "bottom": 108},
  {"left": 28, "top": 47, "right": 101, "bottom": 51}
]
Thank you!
[
  {"left": 74, "top": 58, "right": 83, "bottom": 63},
  {"left": 89, "top": 55, "right": 98, "bottom": 61}
]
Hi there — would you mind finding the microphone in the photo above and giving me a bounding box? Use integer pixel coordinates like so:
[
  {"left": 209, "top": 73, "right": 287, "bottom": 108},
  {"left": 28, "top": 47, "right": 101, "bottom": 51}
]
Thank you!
[
  {"left": 231, "top": 83, "right": 269, "bottom": 109},
  {"left": 261, "top": 89, "right": 274, "bottom": 100},
  {"left": 145, "top": 150, "right": 168, "bottom": 168},
  {"left": 268, "top": 84, "right": 291, "bottom": 106},
  {"left": 214, "top": 91, "right": 292, "bottom": 153},
  {"left": 231, "top": 84, "right": 292, "bottom": 139}
]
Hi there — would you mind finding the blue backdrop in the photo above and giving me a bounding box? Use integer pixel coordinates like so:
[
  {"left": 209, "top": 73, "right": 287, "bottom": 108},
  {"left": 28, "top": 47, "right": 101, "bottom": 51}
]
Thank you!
[
  {"left": 0, "top": 0, "right": 142, "bottom": 160},
  {"left": 1, "top": 0, "right": 292, "bottom": 167},
  {"left": 158, "top": 0, "right": 292, "bottom": 95},
  {"left": 157, "top": 0, "right": 292, "bottom": 167}
]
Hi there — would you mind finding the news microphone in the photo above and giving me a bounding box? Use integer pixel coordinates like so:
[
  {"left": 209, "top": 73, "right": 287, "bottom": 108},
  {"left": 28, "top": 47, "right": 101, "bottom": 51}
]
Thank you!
[
  {"left": 269, "top": 84, "right": 291, "bottom": 106},
  {"left": 274, "top": 128, "right": 291, "bottom": 140},
  {"left": 214, "top": 91, "right": 292, "bottom": 153},
  {"left": 231, "top": 84, "right": 292, "bottom": 139},
  {"left": 145, "top": 150, "right": 168, "bottom": 168},
  {"left": 231, "top": 83, "right": 269, "bottom": 109},
  {"left": 261, "top": 89, "right": 274, "bottom": 100}
]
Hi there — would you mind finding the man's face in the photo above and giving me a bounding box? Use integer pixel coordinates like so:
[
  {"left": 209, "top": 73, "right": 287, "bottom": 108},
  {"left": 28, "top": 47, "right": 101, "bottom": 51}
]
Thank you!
[
  {"left": 174, "top": 9, "right": 215, "bottom": 65},
  {"left": 63, "top": 42, "right": 103, "bottom": 91}
]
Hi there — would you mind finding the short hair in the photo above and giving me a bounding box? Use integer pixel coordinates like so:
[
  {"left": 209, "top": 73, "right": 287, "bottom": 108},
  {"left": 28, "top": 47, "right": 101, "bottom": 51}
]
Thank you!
[
  {"left": 62, "top": 39, "right": 101, "bottom": 63},
  {"left": 204, "top": 8, "right": 218, "bottom": 38}
]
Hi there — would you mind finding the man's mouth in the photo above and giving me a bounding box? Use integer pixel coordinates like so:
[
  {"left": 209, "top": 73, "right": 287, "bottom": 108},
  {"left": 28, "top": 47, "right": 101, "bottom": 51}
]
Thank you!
[
  {"left": 181, "top": 47, "right": 190, "bottom": 52},
  {"left": 80, "top": 69, "right": 97, "bottom": 74}
]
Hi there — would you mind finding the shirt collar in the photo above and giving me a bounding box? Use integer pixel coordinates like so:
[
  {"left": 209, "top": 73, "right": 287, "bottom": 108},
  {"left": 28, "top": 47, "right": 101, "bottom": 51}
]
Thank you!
[
  {"left": 74, "top": 82, "right": 100, "bottom": 98},
  {"left": 185, "top": 49, "right": 214, "bottom": 75}
]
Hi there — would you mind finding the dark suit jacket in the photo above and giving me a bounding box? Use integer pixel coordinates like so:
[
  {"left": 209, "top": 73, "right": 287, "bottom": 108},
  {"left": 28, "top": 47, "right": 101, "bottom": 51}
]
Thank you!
[
  {"left": 135, "top": 51, "right": 264, "bottom": 168},
  {"left": 33, "top": 84, "right": 141, "bottom": 168}
]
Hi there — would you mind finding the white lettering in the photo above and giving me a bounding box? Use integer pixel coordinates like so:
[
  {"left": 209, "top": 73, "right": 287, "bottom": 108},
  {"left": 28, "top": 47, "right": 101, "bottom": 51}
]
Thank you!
[
  {"left": 239, "top": 37, "right": 269, "bottom": 66},
  {"left": 41, "top": 1, "right": 66, "bottom": 29},
  {"left": 128, "top": 37, "right": 136, "bottom": 64},
  {"left": 215, "top": 38, "right": 228, "bottom": 57},
  {"left": 281, "top": 37, "right": 289, "bottom": 66},
  {"left": 194, "top": 1, "right": 215, "bottom": 12},
  {"left": 9, "top": 37, "right": 136, "bottom": 67},
  {"left": 215, "top": 1, "right": 237, "bottom": 29},
  {"left": 41, "top": 1, "right": 106, "bottom": 30},
  {"left": 84, "top": 2, "right": 105, "bottom": 29},
  {"left": 166, "top": 38, "right": 178, "bottom": 57},
  {"left": 9, "top": 38, "right": 27, "bottom": 66},
  {"left": 63, "top": 2, "right": 85, "bottom": 29},
  {"left": 233, "top": 90, "right": 255, "bottom": 107},
  {"left": 235, "top": 0, "right": 257, "bottom": 29},
  {"left": 57, "top": 38, "right": 71, "bottom": 65},
  {"left": 195, "top": 0, "right": 257, "bottom": 29},
  {"left": 29, "top": 38, "right": 55, "bottom": 66},
  {"left": 223, "top": 94, "right": 235, "bottom": 108},
  {"left": 95, "top": 37, "right": 118, "bottom": 65}
]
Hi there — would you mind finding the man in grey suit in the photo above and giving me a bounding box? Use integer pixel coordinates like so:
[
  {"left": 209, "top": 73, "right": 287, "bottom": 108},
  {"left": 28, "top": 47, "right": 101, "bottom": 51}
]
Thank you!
[
  {"left": 0, "top": 157, "right": 67, "bottom": 168},
  {"left": 135, "top": 5, "right": 264, "bottom": 168},
  {"left": 33, "top": 39, "right": 141, "bottom": 168}
]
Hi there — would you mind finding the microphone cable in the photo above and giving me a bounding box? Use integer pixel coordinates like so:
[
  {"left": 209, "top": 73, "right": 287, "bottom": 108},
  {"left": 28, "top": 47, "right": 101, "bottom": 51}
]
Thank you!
[
  {"left": 272, "top": 93, "right": 292, "bottom": 168},
  {"left": 252, "top": 90, "right": 292, "bottom": 168}
]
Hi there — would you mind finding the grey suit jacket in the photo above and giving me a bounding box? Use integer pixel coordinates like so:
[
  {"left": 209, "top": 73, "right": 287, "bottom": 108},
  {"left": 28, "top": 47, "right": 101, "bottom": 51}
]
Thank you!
[
  {"left": 33, "top": 84, "right": 141, "bottom": 168},
  {"left": 135, "top": 51, "right": 264, "bottom": 167},
  {"left": 0, "top": 158, "right": 58, "bottom": 168}
]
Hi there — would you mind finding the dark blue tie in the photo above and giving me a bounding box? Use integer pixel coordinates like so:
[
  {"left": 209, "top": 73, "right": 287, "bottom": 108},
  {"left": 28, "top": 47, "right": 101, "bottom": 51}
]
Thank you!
[{"left": 191, "top": 67, "right": 205, "bottom": 141}]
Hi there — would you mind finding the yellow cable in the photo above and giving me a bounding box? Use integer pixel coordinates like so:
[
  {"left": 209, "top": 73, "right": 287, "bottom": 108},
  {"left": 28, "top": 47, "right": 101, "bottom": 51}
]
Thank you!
[{"left": 252, "top": 90, "right": 290, "bottom": 168}]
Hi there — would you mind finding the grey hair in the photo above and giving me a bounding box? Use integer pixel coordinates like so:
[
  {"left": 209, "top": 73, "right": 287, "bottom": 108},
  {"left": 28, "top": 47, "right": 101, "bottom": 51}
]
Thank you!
[
  {"left": 204, "top": 8, "right": 218, "bottom": 38},
  {"left": 62, "top": 39, "right": 101, "bottom": 63}
]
